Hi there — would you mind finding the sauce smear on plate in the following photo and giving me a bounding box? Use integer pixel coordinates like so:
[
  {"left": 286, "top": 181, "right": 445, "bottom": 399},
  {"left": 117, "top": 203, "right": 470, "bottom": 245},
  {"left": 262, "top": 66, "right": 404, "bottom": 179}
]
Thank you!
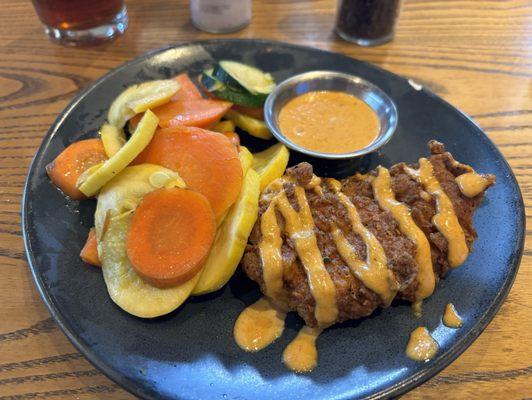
[
  {"left": 234, "top": 297, "right": 286, "bottom": 352},
  {"left": 406, "top": 327, "right": 438, "bottom": 362},
  {"left": 278, "top": 91, "right": 379, "bottom": 154},
  {"left": 443, "top": 303, "right": 463, "bottom": 328}
]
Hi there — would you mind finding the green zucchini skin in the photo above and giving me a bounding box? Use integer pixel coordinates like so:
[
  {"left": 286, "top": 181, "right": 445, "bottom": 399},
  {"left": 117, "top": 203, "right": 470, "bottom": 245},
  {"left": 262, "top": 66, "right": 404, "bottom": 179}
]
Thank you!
[
  {"left": 200, "top": 68, "right": 223, "bottom": 91},
  {"left": 213, "top": 61, "right": 275, "bottom": 96},
  {"left": 200, "top": 69, "right": 266, "bottom": 107}
]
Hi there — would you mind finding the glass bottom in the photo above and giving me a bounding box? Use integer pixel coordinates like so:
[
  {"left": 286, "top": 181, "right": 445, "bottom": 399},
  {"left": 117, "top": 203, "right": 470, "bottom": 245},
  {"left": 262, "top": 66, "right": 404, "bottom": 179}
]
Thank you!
[
  {"left": 42, "top": 6, "right": 128, "bottom": 46},
  {"left": 191, "top": 18, "right": 251, "bottom": 34},
  {"left": 335, "top": 26, "right": 394, "bottom": 47}
]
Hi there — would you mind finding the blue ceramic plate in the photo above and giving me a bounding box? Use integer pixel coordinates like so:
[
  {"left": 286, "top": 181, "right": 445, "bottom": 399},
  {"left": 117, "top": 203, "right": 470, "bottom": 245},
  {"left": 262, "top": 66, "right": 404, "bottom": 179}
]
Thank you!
[{"left": 22, "top": 40, "right": 524, "bottom": 400}]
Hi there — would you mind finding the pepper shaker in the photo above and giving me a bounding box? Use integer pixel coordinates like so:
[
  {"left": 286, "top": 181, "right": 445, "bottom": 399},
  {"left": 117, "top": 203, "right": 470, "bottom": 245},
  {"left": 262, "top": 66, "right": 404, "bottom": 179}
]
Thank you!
[
  {"left": 190, "top": 0, "right": 252, "bottom": 34},
  {"left": 335, "top": 0, "right": 403, "bottom": 46}
]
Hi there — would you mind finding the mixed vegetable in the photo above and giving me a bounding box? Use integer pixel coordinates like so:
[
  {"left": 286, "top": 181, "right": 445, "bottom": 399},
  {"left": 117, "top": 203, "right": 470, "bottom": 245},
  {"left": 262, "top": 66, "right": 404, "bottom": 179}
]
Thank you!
[
  {"left": 47, "top": 62, "right": 290, "bottom": 318},
  {"left": 200, "top": 61, "right": 273, "bottom": 139}
]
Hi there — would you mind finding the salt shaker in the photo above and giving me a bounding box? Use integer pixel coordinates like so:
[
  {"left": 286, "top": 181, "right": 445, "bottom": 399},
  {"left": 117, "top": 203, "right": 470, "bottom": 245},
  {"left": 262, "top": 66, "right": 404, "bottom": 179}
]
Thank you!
[{"left": 190, "top": 0, "right": 252, "bottom": 34}]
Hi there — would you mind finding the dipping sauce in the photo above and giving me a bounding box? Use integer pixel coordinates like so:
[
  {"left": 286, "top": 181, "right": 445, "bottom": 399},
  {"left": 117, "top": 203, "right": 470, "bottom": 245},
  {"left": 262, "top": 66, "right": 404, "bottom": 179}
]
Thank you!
[{"left": 278, "top": 91, "right": 379, "bottom": 154}]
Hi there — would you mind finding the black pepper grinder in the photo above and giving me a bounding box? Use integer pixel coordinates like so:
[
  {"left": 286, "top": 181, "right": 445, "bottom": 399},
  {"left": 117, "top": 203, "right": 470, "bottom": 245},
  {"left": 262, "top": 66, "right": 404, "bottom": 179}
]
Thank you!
[{"left": 335, "top": 0, "right": 403, "bottom": 46}]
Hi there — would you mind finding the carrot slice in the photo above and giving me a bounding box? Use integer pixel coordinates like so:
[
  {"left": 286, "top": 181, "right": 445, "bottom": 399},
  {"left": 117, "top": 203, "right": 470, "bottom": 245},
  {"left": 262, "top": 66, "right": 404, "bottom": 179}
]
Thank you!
[
  {"left": 46, "top": 138, "right": 107, "bottom": 200},
  {"left": 80, "top": 228, "right": 101, "bottom": 267},
  {"left": 126, "top": 187, "right": 216, "bottom": 288},
  {"left": 232, "top": 105, "right": 264, "bottom": 120},
  {"left": 172, "top": 73, "right": 203, "bottom": 101},
  {"left": 223, "top": 132, "right": 240, "bottom": 148},
  {"left": 129, "top": 99, "right": 232, "bottom": 130},
  {"left": 133, "top": 126, "right": 243, "bottom": 220}
]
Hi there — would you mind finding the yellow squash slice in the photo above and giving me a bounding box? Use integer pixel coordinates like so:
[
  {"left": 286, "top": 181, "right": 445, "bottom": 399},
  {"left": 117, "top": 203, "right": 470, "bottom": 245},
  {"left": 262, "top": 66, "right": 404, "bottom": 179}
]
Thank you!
[
  {"left": 94, "top": 164, "right": 185, "bottom": 236},
  {"left": 224, "top": 110, "right": 273, "bottom": 140},
  {"left": 239, "top": 146, "right": 254, "bottom": 176},
  {"left": 76, "top": 162, "right": 104, "bottom": 189},
  {"left": 212, "top": 120, "right": 236, "bottom": 133},
  {"left": 78, "top": 110, "right": 159, "bottom": 197},
  {"left": 252, "top": 143, "right": 290, "bottom": 190},
  {"left": 95, "top": 164, "right": 196, "bottom": 318},
  {"left": 192, "top": 168, "right": 260, "bottom": 295},
  {"left": 108, "top": 79, "right": 180, "bottom": 128},
  {"left": 100, "top": 123, "right": 126, "bottom": 157}
]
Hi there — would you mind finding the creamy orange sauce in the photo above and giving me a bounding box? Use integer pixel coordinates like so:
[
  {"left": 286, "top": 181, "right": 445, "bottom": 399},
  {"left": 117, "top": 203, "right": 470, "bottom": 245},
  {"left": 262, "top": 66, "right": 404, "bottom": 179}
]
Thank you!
[
  {"left": 455, "top": 172, "right": 489, "bottom": 198},
  {"left": 237, "top": 175, "right": 335, "bottom": 372},
  {"left": 330, "top": 190, "right": 398, "bottom": 306},
  {"left": 234, "top": 297, "right": 286, "bottom": 352},
  {"left": 406, "top": 327, "right": 439, "bottom": 362},
  {"left": 412, "top": 301, "right": 423, "bottom": 317},
  {"left": 282, "top": 326, "right": 322, "bottom": 373},
  {"left": 278, "top": 91, "right": 379, "bottom": 154},
  {"left": 443, "top": 303, "right": 463, "bottom": 328},
  {"left": 274, "top": 188, "right": 338, "bottom": 326},
  {"left": 326, "top": 177, "right": 342, "bottom": 192},
  {"left": 258, "top": 205, "right": 285, "bottom": 301},
  {"left": 306, "top": 175, "right": 322, "bottom": 190},
  {"left": 370, "top": 166, "right": 435, "bottom": 303},
  {"left": 236, "top": 162, "right": 478, "bottom": 372},
  {"left": 405, "top": 159, "right": 468, "bottom": 268},
  {"left": 419, "top": 190, "right": 432, "bottom": 202}
]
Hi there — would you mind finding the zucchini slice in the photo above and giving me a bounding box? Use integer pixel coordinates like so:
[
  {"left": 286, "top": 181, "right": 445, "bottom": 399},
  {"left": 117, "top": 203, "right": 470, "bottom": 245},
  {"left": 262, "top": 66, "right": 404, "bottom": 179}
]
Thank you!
[
  {"left": 200, "top": 68, "right": 224, "bottom": 92},
  {"left": 214, "top": 61, "right": 275, "bottom": 96},
  {"left": 200, "top": 69, "right": 264, "bottom": 107},
  {"left": 210, "top": 86, "right": 265, "bottom": 107}
]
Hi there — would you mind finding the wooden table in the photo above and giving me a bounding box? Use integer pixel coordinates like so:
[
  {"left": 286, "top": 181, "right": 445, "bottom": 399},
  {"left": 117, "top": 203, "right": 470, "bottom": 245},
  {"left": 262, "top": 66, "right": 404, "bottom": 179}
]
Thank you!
[{"left": 1, "top": 0, "right": 530, "bottom": 398}]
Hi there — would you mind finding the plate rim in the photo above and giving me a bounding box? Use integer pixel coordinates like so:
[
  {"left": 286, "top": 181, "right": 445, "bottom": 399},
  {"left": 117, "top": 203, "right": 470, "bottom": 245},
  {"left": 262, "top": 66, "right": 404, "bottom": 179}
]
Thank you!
[{"left": 21, "top": 38, "right": 526, "bottom": 400}]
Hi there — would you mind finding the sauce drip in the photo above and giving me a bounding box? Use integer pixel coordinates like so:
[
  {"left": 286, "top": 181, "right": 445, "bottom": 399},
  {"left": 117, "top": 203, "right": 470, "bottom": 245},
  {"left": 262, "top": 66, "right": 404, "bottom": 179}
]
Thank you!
[
  {"left": 412, "top": 300, "right": 423, "bottom": 317},
  {"left": 278, "top": 91, "right": 379, "bottom": 154},
  {"left": 405, "top": 158, "right": 468, "bottom": 268},
  {"left": 443, "top": 303, "right": 463, "bottom": 328},
  {"left": 234, "top": 297, "right": 286, "bottom": 352},
  {"left": 282, "top": 326, "right": 322, "bottom": 373},
  {"left": 258, "top": 205, "right": 285, "bottom": 301},
  {"left": 330, "top": 181, "right": 398, "bottom": 305},
  {"left": 306, "top": 175, "right": 322, "bottom": 190},
  {"left": 406, "top": 327, "right": 438, "bottom": 362},
  {"left": 455, "top": 172, "right": 489, "bottom": 198},
  {"left": 274, "top": 188, "right": 338, "bottom": 326},
  {"left": 326, "top": 177, "right": 342, "bottom": 192},
  {"left": 371, "top": 166, "right": 435, "bottom": 302},
  {"left": 258, "top": 178, "right": 338, "bottom": 327},
  {"left": 419, "top": 190, "right": 432, "bottom": 202}
]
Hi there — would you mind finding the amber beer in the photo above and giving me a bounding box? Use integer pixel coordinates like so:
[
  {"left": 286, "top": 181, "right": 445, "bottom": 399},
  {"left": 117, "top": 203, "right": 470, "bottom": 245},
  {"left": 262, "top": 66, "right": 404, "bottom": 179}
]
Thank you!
[{"left": 32, "top": 0, "right": 128, "bottom": 46}]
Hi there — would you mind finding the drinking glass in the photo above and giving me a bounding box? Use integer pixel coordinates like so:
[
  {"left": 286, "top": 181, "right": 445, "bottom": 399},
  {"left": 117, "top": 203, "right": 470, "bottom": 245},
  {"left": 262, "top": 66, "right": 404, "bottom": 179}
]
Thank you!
[{"left": 31, "top": 0, "right": 128, "bottom": 46}]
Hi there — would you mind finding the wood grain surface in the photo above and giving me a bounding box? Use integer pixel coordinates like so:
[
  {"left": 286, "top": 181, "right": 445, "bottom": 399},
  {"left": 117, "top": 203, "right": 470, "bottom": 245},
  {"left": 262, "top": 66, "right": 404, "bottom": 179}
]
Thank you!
[{"left": 1, "top": 0, "right": 531, "bottom": 398}]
